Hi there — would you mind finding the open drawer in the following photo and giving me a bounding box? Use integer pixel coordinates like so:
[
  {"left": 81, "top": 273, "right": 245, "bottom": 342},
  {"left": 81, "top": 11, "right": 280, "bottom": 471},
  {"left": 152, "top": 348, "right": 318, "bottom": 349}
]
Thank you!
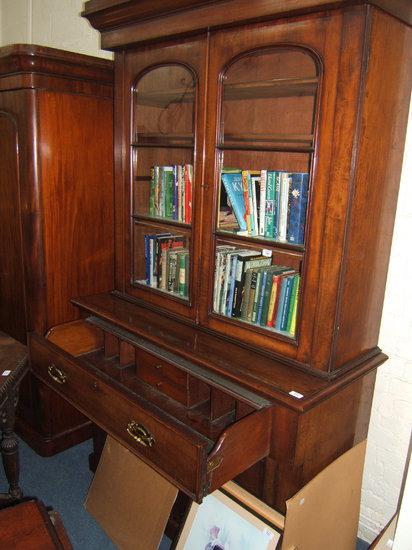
[{"left": 29, "top": 318, "right": 273, "bottom": 502}]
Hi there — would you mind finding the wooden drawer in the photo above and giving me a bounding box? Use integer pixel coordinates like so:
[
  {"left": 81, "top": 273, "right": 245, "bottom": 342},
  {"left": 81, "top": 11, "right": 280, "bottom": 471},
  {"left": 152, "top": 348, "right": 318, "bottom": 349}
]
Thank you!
[
  {"left": 29, "top": 325, "right": 272, "bottom": 502},
  {"left": 136, "top": 348, "right": 209, "bottom": 407}
]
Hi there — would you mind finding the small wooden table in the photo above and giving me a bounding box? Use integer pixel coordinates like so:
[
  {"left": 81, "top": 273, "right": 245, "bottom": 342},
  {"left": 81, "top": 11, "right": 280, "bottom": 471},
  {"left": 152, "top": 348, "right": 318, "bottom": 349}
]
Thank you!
[
  {"left": 0, "top": 499, "right": 72, "bottom": 549},
  {"left": 0, "top": 332, "right": 28, "bottom": 503}
]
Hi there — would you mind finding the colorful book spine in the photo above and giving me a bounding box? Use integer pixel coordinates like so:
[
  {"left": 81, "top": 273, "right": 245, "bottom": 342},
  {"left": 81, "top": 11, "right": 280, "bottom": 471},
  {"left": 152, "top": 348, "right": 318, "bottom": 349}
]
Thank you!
[
  {"left": 172, "top": 166, "right": 179, "bottom": 220},
  {"left": 226, "top": 254, "right": 239, "bottom": 316},
  {"left": 250, "top": 173, "right": 260, "bottom": 237},
  {"left": 256, "top": 270, "right": 268, "bottom": 324},
  {"left": 149, "top": 167, "right": 155, "bottom": 216},
  {"left": 287, "top": 173, "right": 309, "bottom": 245},
  {"left": 241, "top": 170, "right": 252, "bottom": 234},
  {"left": 273, "top": 171, "right": 282, "bottom": 240},
  {"left": 279, "top": 276, "right": 294, "bottom": 331},
  {"left": 278, "top": 172, "right": 291, "bottom": 242},
  {"left": 264, "top": 170, "right": 275, "bottom": 238},
  {"left": 286, "top": 274, "right": 300, "bottom": 332},
  {"left": 266, "top": 274, "right": 280, "bottom": 327},
  {"left": 259, "top": 170, "right": 267, "bottom": 236},
  {"left": 221, "top": 171, "right": 247, "bottom": 231},
  {"left": 184, "top": 164, "right": 193, "bottom": 223},
  {"left": 274, "top": 276, "right": 289, "bottom": 330},
  {"left": 260, "top": 271, "right": 274, "bottom": 326}
]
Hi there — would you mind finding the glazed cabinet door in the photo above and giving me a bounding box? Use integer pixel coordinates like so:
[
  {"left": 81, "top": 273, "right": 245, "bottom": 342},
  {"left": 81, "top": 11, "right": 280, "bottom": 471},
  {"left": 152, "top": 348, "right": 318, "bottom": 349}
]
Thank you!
[
  {"left": 199, "top": 7, "right": 368, "bottom": 372},
  {"left": 116, "top": 37, "right": 207, "bottom": 321}
]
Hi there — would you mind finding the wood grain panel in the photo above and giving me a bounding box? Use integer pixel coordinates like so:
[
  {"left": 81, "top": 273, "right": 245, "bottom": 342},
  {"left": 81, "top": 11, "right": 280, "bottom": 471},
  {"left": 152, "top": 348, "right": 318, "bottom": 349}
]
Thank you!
[
  {"left": 38, "top": 91, "right": 114, "bottom": 328},
  {"left": 0, "top": 112, "right": 26, "bottom": 343}
]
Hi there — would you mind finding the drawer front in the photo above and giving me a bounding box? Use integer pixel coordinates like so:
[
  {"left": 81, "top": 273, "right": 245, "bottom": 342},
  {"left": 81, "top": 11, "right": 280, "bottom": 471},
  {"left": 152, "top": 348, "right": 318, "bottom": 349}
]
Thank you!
[
  {"left": 136, "top": 348, "right": 189, "bottom": 405},
  {"left": 30, "top": 336, "right": 208, "bottom": 500}
]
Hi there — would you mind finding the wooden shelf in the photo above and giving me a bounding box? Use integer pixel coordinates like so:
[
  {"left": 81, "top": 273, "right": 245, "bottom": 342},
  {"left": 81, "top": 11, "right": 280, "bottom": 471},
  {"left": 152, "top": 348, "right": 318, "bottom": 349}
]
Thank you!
[
  {"left": 132, "top": 133, "right": 194, "bottom": 148},
  {"left": 132, "top": 214, "right": 191, "bottom": 229},
  {"left": 135, "top": 88, "right": 195, "bottom": 108},
  {"left": 223, "top": 76, "right": 318, "bottom": 100},
  {"left": 133, "top": 279, "right": 189, "bottom": 302},
  {"left": 134, "top": 77, "right": 318, "bottom": 107},
  {"left": 220, "top": 133, "right": 314, "bottom": 152},
  {"left": 215, "top": 230, "right": 305, "bottom": 255}
]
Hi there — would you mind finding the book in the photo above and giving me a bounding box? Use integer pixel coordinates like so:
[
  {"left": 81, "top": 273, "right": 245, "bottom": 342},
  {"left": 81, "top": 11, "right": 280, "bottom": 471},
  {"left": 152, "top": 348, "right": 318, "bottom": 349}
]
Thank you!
[
  {"left": 149, "top": 166, "right": 156, "bottom": 216},
  {"left": 264, "top": 170, "right": 275, "bottom": 238},
  {"left": 177, "top": 164, "right": 184, "bottom": 222},
  {"left": 221, "top": 170, "right": 247, "bottom": 232},
  {"left": 260, "top": 266, "right": 292, "bottom": 326},
  {"left": 238, "top": 257, "right": 272, "bottom": 320},
  {"left": 163, "top": 166, "right": 174, "bottom": 219},
  {"left": 226, "top": 253, "right": 239, "bottom": 316},
  {"left": 273, "top": 171, "right": 282, "bottom": 240},
  {"left": 241, "top": 170, "right": 252, "bottom": 234},
  {"left": 231, "top": 251, "right": 263, "bottom": 317},
  {"left": 274, "top": 276, "right": 290, "bottom": 330},
  {"left": 250, "top": 267, "right": 269, "bottom": 323},
  {"left": 286, "top": 274, "right": 300, "bottom": 332},
  {"left": 289, "top": 276, "right": 300, "bottom": 336},
  {"left": 256, "top": 269, "right": 268, "bottom": 324},
  {"left": 156, "top": 234, "right": 185, "bottom": 289},
  {"left": 287, "top": 173, "right": 309, "bottom": 245},
  {"left": 184, "top": 164, "right": 193, "bottom": 223},
  {"left": 278, "top": 172, "right": 291, "bottom": 242},
  {"left": 220, "top": 250, "right": 245, "bottom": 315},
  {"left": 213, "top": 246, "right": 235, "bottom": 312},
  {"left": 276, "top": 275, "right": 294, "bottom": 331},
  {"left": 259, "top": 170, "right": 267, "bottom": 236},
  {"left": 266, "top": 273, "right": 281, "bottom": 327},
  {"left": 250, "top": 171, "right": 260, "bottom": 237}
]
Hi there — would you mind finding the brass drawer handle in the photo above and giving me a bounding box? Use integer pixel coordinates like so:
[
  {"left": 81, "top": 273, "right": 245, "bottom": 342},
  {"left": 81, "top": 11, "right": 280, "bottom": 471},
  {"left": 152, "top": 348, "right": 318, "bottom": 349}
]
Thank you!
[
  {"left": 47, "top": 363, "right": 67, "bottom": 384},
  {"left": 126, "top": 420, "right": 155, "bottom": 448}
]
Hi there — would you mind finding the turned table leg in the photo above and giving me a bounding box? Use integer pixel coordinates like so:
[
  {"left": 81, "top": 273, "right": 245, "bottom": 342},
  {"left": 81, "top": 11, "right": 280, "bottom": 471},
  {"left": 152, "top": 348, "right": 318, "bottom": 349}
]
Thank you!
[{"left": 0, "top": 389, "right": 22, "bottom": 501}]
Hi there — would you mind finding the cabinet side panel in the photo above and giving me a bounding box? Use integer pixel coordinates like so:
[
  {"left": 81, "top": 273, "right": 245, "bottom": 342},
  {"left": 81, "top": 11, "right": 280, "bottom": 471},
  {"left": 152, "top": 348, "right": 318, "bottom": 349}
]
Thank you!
[
  {"left": 270, "top": 370, "right": 375, "bottom": 512},
  {"left": 38, "top": 91, "right": 114, "bottom": 328},
  {"left": 0, "top": 111, "right": 27, "bottom": 343},
  {"left": 333, "top": 9, "right": 412, "bottom": 369}
]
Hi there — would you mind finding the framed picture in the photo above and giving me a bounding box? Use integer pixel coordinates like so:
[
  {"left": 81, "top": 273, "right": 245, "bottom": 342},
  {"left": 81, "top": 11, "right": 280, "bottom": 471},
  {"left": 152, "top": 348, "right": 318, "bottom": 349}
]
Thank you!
[{"left": 175, "top": 482, "right": 283, "bottom": 550}]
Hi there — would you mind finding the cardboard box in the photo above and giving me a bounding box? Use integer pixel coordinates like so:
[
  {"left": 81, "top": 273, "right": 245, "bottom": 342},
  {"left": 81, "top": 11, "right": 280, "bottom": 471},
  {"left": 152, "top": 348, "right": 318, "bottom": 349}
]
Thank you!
[
  {"left": 85, "top": 436, "right": 178, "bottom": 550},
  {"left": 86, "top": 437, "right": 366, "bottom": 550}
]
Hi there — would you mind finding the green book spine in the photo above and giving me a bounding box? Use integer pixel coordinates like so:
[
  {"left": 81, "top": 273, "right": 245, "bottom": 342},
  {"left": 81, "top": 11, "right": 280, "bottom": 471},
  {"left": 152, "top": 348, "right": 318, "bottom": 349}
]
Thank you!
[
  {"left": 163, "top": 167, "right": 174, "bottom": 219},
  {"left": 149, "top": 166, "right": 155, "bottom": 216},
  {"left": 260, "top": 272, "right": 274, "bottom": 326},
  {"left": 178, "top": 253, "right": 187, "bottom": 296},
  {"left": 184, "top": 253, "right": 189, "bottom": 298},
  {"left": 246, "top": 271, "right": 258, "bottom": 321},
  {"left": 241, "top": 270, "right": 253, "bottom": 320},
  {"left": 264, "top": 171, "right": 275, "bottom": 237},
  {"left": 287, "top": 274, "right": 300, "bottom": 332},
  {"left": 251, "top": 271, "right": 263, "bottom": 323}
]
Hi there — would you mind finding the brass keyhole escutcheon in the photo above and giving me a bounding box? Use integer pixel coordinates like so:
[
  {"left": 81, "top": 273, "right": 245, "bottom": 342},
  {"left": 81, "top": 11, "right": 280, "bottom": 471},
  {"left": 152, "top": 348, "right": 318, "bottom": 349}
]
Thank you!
[{"left": 126, "top": 420, "right": 155, "bottom": 448}]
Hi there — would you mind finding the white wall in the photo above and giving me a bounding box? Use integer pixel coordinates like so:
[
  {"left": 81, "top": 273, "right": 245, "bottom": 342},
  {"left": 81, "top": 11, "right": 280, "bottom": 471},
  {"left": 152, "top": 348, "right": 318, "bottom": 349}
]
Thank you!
[
  {"left": 1, "top": 0, "right": 411, "bottom": 543},
  {"left": 0, "top": 0, "right": 112, "bottom": 59},
  {"left": 359, "top": 101, "right": 412, "bottom": 543}
]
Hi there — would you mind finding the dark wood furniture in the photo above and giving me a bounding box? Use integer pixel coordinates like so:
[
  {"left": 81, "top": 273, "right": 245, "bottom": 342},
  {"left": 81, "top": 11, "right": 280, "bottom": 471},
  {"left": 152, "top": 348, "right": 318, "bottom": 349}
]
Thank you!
[
  {"left": 0, "top": 45, "right": 114, "bottom": 455},
  {"left": 0, "top": 499, "right": 72, "bottom": 549},
  {"left": 0, "top": 332, "right": 28, "bottom": 503},
  {"left": 27, "top": 0, "right": 411, "bottom": 519}
]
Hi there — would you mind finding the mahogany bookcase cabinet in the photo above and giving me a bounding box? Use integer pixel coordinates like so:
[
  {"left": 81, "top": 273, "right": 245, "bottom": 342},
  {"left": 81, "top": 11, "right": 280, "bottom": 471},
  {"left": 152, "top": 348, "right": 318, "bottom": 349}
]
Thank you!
[
  {"left": 28, "top": 1, "right": 411, "bottom": 514},
  {"left": 0, "top": 45, "right": 114, "bottom": 455}
]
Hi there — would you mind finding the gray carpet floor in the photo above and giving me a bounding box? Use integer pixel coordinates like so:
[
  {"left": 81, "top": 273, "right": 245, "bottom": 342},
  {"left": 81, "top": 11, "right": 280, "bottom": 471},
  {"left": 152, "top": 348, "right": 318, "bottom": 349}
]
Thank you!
[{"left": 0, "top": 438, "right": 369, "bottom": 549}]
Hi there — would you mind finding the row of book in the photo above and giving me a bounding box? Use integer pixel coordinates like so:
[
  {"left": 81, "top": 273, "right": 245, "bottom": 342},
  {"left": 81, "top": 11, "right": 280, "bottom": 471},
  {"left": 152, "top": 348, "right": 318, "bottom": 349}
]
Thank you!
[
  {"left": 143, "top": 233, "right": 189, "bottom": 298},
  {"left": 220, "top": 169, "right": 309, "bottom": 245},
  {"left": 213, "top": 246, "right": 300, "bottom": 336},
  {"left": 148, "top": 164, "right": 193, "bottom": 223}
]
